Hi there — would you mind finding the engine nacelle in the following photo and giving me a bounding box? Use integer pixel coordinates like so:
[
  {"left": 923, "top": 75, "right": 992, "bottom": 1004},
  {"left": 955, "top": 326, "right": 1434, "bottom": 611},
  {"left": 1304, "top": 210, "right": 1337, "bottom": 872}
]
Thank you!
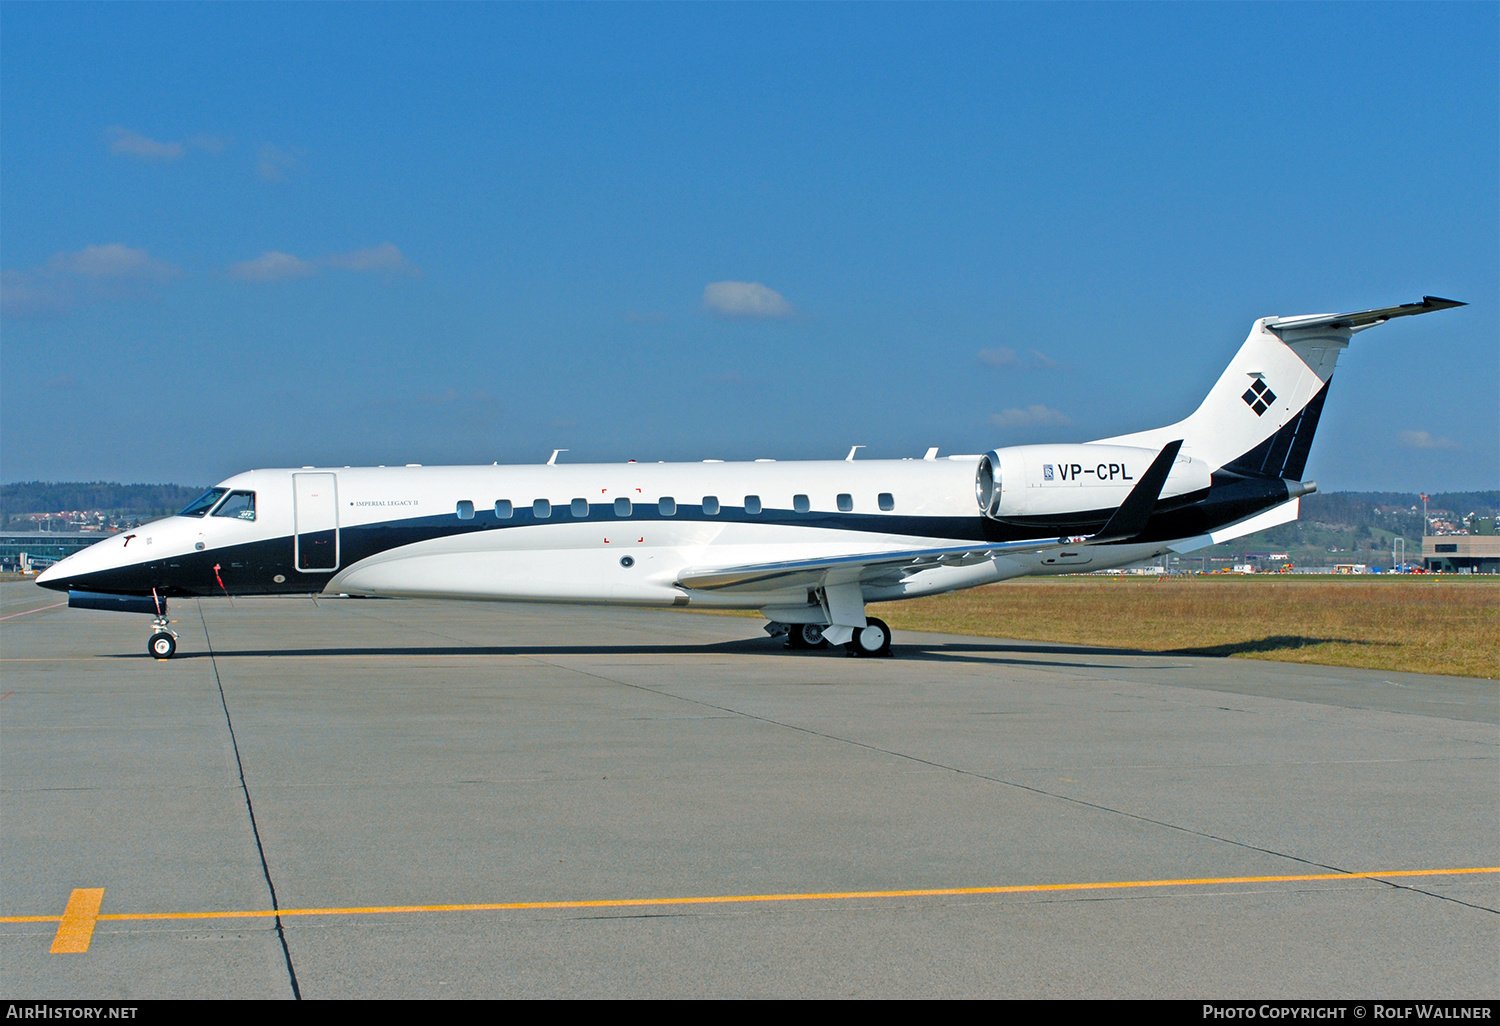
[{"left": 975, "top": 443, "right": 1210, "bottom": 521}]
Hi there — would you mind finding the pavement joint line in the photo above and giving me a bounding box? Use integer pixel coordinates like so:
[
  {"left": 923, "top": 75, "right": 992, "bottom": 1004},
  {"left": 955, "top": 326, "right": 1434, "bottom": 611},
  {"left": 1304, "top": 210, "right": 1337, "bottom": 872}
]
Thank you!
[
  {"left": 197, "top": 601, "right": 302, "bottom": 999},
  {"left": 8, "top": 869, "right": 1495, "bottom": 943}
]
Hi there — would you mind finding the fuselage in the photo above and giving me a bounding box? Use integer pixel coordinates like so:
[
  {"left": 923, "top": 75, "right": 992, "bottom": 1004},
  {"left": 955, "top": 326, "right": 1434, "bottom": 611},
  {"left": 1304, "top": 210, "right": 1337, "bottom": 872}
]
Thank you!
[{"left": 35, "top": 453, "right": 1296, "bottom": 612}]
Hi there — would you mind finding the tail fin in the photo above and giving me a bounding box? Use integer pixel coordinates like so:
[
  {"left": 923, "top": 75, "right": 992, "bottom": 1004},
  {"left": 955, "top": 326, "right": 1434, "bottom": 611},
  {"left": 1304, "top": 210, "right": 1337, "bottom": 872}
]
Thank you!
[{"left": 1094, "top": 297, "right": 1463, "bottom": 478}]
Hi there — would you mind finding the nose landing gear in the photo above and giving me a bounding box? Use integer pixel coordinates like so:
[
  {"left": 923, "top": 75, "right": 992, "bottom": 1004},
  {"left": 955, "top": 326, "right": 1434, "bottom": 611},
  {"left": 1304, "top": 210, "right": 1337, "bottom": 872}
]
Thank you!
[
  {"left": 148, "top": 625, "right": 178, "bottom": 659},
  {"left": 147, "top": 592, "right": 177, "bottom": 659}
]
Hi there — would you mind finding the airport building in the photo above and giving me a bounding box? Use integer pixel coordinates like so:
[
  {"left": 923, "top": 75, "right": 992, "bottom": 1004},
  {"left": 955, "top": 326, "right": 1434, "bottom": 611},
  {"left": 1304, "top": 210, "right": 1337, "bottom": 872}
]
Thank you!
[
  {"left": 0, "top": 531, "right": 108, "bottom": 572},
  {"left": 1423, "top": 534, "right": 1500, "bottom": 573}
]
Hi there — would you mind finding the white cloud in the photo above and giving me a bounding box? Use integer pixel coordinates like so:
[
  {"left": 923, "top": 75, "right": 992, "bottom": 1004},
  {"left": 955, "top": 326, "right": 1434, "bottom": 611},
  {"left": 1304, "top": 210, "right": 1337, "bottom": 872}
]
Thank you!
[
  {"left": 990, "top": 405, "right": 1073, "bottom": 429},
  {"left": 62, "top": 243, "right": 178, "bottom": 281},
  {"left": 257, "top": 143, "right": 301, "bottom": 181},
  {"left": 1398, "top": 430, "right": 1459, "bottom": 451},
  {"left": 1, "top": 244, "right": 181, "bottom": 316},
  {"left": 229, "top": 244, "right": 419, "bottom": 283},
  {"left": 703, "top": 281, "right": 794, "bottom": 320},
  {"left": 105, "top": 127, "right": 229, "bottom": 163},
  {"left": 229, "top": 251, "right": 318, "bottom": 283},
  {"left": 324, "top": 242, "right": 419, "bottom": 276},
  {"left": 978, "top": 347, "right": 1059, "bottom": 370},
  {"left": 105, "top": 127, "right": 185, "bottom": 162}
]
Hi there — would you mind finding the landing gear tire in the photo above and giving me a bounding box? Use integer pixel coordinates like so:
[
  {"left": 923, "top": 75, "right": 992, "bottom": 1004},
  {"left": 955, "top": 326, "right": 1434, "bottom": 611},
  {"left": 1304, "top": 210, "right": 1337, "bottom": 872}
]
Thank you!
[
  {"left": 845, "top": 617, "right": 892, "bottom": 658},
  {"left": 148, "top": 632, "right": 177, "bottom": 660},
  {"left": 786, "top": 623, "right": 829, "bottom": 650}
]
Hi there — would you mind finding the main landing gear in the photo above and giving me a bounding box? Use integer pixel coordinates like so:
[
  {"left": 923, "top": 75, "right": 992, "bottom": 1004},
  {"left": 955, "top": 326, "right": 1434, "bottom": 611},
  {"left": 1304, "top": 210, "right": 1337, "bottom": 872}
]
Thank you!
[
  {"left": 847, "top": 617, "right": 893, "bottom": 658},
  {"left": 769, "top": 617, "right": 893, "bottom": 657},
  {"left": 785, "top": 623, "right": 830, "bottom": 650}
]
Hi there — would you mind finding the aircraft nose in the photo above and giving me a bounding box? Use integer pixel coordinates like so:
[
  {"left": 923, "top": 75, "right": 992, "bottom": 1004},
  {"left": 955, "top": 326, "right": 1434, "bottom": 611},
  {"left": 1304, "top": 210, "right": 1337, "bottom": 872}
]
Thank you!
[
  {"left": 34, "top": 560, "right": 69, "bottom": 590},
  {"left": 32, "top": 532, "right": 149, "bottom": 594}
]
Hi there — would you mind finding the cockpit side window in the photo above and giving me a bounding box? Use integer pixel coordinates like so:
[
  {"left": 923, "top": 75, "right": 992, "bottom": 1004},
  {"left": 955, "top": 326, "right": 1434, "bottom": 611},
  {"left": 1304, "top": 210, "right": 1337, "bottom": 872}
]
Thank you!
[
  {"left": 213, "top": 491, "right": 257, "bottom": 521},
  {"left": 178, "top": 488, "right": 228, "bottom": 518},
  {"left": 213, "top": 492, "right": 256, "bottom": 522}
]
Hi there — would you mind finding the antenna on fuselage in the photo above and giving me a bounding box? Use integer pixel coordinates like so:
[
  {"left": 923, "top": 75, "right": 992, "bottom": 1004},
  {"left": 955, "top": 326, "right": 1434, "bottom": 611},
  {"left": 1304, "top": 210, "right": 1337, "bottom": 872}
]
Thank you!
[
  {"left": 845, "top": 445, "right": 864, "bottom": 461},
  {"left": 547, "top": 449, "right": 568, "bottom": 465}
]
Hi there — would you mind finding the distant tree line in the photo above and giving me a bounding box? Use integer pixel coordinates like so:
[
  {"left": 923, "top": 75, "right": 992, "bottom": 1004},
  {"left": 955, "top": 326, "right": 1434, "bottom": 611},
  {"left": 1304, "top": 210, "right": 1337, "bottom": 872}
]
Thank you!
[{"left": 0, "top": 482, "right": 207, "bottom": 529}]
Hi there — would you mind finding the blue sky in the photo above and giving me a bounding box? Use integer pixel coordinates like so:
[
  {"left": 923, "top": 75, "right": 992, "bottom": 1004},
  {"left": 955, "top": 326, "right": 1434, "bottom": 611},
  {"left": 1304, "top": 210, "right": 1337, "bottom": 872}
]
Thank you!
[{"left": 3, "top": 3, "right": 1495, "bottom": 491}]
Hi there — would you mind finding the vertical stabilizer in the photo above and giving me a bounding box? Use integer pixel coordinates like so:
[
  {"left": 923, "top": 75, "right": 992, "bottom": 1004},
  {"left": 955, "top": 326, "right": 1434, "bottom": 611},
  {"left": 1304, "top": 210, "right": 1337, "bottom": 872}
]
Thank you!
[{"left": 1094, "top": 297, "right": 1462, "bottom": 478}]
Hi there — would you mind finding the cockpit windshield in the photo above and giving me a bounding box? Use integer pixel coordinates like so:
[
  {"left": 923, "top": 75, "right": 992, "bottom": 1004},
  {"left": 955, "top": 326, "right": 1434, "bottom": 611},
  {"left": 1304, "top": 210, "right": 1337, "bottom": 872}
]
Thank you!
[
  {"left": 212, "top": 491, "right": 256, "bottom": 521},
  {"left": 178, "top": 488, "right": 229, "bottom": 518}
]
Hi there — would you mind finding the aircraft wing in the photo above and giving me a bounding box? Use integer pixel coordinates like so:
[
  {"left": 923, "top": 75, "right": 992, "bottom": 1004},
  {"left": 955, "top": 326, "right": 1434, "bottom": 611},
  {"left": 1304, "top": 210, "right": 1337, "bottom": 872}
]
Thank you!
[
  {"left": 676, "top": 537, "right": 1078, "bottom": 593},
  {"left": 676, "top": 438, "right": 1187, "bottom": 595},
  {"left": 1266, "top": 296, "right": 1465, "bottom": 332}
]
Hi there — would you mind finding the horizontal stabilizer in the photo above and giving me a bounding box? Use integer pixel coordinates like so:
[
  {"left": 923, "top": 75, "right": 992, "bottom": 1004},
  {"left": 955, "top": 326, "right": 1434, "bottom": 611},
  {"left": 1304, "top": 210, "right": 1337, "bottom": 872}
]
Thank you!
[
  {"left": 1266, "top": 296, "right": 1465, "bottom": 333},
  {"left": 1092, "top": 440, "right": 1182, "bottom": 542}
]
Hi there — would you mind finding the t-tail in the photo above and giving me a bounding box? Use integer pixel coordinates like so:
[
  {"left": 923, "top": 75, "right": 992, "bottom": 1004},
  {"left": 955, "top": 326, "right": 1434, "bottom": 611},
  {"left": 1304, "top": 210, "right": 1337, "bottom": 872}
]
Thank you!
[{"left": 1094, "top": 297, "right": 1465, "bottom": 480}]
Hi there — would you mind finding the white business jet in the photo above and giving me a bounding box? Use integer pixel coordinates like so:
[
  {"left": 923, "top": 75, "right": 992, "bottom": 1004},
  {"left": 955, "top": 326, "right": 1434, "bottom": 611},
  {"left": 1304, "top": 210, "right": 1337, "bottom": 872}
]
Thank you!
[{"left": 38, "top": 297, "right": 1463, "bottom": 659}]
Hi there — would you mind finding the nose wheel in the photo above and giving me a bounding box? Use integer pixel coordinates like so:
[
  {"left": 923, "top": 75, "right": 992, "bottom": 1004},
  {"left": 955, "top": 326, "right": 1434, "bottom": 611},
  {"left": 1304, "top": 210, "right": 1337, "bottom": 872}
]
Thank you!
[{"left": 147, "top": 616, "right": 178, "bottom": 659}]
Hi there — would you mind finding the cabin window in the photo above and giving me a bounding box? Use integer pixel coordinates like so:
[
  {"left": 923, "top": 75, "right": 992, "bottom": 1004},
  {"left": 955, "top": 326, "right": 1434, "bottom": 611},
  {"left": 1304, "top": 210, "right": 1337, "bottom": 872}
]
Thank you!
[
  {"left": 614, "top": 497, "right": 632, "bottom": 517},
  {"left": 703, "top": 496, "right": 720, "bottom": 516},
  {"left": 178, "top": 488, "right": 228, "bottom": 518},
  {"left": 793, "top": 494, "right": 810, "bottom": 513},
  {"left": 533, "top": 499, "right": 551, "bottom": 519},
  {"left": 456, "top": 500, "right": 475, "bottom": 520},
  {"left": 744, "top": 495, "right": 761, "bottom": 515},
  {"left": 495, "top": 500, "right": 513, "bottom": 519},
  {"left": 659, "top": 497, "right": 676, "bottom": 516},
  {"left": 837, "top": 493, "right": 853, "bottom": 512},
  {"left": 571, "top": 498, "right": 589, "bottom": 518},
  {"left": 213, "top": 491, "right": 257, "bottom": 521},
  {"left": 878, "top": 492, "right": 895, "bottom": 511}
]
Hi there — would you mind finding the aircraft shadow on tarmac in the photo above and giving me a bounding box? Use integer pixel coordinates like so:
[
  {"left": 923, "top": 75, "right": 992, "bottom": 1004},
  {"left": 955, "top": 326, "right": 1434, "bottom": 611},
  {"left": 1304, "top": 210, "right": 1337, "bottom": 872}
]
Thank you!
[
  {"left": 1169, "top": 634, "right": 1387, "bottom": 658},
  {"left": 110, "top": 636, "right": 1166, "bottom": 670}
]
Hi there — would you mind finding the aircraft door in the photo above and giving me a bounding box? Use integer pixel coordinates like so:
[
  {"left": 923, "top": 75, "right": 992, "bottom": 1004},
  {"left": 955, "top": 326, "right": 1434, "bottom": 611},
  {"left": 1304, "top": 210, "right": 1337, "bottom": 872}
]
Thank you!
[{"left": 293, "top": 473, "right": 340, "bottom": 572}]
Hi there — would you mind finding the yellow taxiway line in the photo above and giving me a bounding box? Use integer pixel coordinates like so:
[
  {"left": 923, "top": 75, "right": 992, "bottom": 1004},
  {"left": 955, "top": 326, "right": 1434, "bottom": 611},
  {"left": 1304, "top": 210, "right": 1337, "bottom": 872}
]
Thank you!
[{"left": 11, "top": 867, "right": 1496, "bottom": 953}]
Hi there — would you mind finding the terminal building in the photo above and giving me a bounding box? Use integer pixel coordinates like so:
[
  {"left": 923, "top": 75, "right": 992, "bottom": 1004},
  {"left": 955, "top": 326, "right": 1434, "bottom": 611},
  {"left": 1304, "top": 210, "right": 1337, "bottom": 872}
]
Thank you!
[
  {"left": 1423, "top": 534, "right": 1500, "bottom": 573},
  {"left": 0, "top": 532, "right": 111, "bottom": 573}
]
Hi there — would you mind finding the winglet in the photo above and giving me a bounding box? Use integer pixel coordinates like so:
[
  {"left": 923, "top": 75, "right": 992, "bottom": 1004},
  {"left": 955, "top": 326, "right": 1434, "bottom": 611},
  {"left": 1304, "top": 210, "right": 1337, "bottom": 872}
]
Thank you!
[{"left": 1092, "top": 440, "right": 1182, "bottom": 542}]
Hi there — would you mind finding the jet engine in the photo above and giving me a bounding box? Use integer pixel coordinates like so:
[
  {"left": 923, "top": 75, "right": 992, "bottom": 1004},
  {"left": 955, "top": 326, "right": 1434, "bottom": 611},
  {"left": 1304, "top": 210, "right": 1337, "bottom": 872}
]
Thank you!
[{"left": 975, "top": 443, "right": 1210, "bottom": 522}]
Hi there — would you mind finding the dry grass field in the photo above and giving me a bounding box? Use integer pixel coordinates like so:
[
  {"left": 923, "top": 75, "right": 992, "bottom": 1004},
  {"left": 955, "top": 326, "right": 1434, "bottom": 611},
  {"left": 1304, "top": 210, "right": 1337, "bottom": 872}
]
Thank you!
[{"left": 868, "top": 575, "right": 1499, "bottom": 679}]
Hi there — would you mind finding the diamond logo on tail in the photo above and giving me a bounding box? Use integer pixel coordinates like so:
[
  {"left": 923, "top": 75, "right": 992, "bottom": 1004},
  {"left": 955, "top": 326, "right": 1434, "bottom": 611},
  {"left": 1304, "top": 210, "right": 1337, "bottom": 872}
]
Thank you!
[{"left": 1242, "top": 378, "right": 1277, "bottom": 416}]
